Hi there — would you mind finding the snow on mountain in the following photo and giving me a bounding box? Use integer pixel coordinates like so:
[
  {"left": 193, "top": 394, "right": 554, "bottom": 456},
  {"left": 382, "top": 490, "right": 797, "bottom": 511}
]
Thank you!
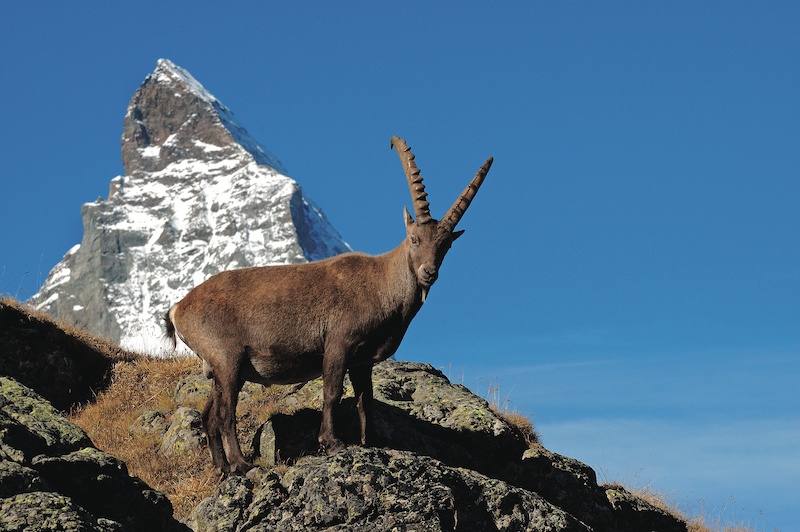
[{"left": 29, "top": 59, "right": 351, "bottom": 353}]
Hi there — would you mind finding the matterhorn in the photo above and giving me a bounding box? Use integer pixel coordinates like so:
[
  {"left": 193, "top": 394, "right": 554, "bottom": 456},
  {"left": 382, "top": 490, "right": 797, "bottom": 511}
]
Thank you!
[{"left": 29, "top": 59, "right": 351, "bottom": 352}]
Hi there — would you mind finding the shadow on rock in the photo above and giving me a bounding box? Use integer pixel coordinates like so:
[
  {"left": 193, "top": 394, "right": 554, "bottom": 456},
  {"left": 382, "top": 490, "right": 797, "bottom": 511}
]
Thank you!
[{"left": 252, "top": 361, "right": 529, "bottom": 478}]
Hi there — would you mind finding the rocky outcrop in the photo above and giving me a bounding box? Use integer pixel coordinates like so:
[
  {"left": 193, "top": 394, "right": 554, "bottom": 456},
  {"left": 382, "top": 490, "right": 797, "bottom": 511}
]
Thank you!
[
  {"left": 252, "top": 362, "right": 529, "bottom": 477},
  {"left": 186, "top": 444, "right": 683, "bottom": 532},
  {"left": 161, "top": 407, "right": 205, "bottom": 456},
  {"left": 0, "top": 376, "right": 188, "bottom": 532},
  {"left": 29, "top": 59, "right": 350, "bottom": 350},
  {"left": 167, "top": 361, "right": 686, "bottom": 531},
  {"left": 188, "top": 448, "right": 586, "bottom": 532}
]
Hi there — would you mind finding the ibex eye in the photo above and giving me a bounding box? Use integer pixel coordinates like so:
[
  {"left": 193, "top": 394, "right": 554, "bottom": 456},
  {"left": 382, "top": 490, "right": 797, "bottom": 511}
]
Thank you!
[{"left": 410, "top": 236, "right": 418, "bottom": 245}]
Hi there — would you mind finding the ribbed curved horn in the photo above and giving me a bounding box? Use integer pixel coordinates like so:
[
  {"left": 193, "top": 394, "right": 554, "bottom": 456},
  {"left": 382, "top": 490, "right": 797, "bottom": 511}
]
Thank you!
[
  {"left": 391, "top": 136, "right": 432, "bottom": 224},
  {"left": 440, "top": 157, "right": 493, "bottom": 233}
]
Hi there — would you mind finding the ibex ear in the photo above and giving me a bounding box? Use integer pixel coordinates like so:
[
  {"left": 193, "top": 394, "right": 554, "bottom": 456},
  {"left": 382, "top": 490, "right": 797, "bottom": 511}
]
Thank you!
[
  {"left": 452, "top": 229, "right": 465, "bottom": 241},
  {"left": 403, "top": 206, "right": 415, "bottom": 228}
]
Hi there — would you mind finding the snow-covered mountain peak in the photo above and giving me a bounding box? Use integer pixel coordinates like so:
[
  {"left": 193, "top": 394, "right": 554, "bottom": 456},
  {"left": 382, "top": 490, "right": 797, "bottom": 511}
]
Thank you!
[
  {"left": 30, "top": 60, "right": 350, "bottom": 353},
  {"left": 153, "top": 58, "right": 218, "bottom": 104},
  {"left": 121, "top": 58, "right": 287, "bottom": 178}
]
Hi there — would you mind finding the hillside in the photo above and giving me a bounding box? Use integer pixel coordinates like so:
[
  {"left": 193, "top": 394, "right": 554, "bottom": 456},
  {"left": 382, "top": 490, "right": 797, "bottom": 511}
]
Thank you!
[{"left": 0, "top": 297, "right": 700, "bottom": 531}]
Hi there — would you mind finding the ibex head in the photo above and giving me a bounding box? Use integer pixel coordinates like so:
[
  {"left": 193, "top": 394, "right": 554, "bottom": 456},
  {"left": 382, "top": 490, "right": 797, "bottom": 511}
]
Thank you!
[{"left": 391, "top": 136, "right": 493, "bottom": 302}]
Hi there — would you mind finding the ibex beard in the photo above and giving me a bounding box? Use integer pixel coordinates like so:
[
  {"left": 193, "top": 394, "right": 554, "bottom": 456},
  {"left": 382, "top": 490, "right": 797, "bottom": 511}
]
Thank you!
[{"left": 164, "top": 136, "right": 493, "bottom": 476}]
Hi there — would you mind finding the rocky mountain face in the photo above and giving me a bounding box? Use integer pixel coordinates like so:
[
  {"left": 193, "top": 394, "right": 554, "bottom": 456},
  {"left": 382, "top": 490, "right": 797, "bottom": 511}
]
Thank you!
[{"left": 28, "top": 59, "right": 350, "bottom": 350}]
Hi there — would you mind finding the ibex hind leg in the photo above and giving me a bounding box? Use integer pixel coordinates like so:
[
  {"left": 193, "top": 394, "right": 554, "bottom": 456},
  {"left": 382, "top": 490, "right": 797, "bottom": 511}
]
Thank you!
[
  {"left": 218, "top": 369, "right": 254, "bottom": 475},
  {"left": 201, "top": 388, "right": 229, "bottom": 474},
  {"left": 204, "top": 373, "right": 253, "bottom": 476}
]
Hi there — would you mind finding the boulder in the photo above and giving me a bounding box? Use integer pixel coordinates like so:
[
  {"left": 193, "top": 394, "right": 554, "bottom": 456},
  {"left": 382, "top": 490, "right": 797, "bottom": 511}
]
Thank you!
[
  {"left": 161, "top": 406, "right": 206, "bottom": 456},
  {"left": 0, "top": 376, "right": 188, "bottom": 532},
  {"left": 0, "top": 376, "right": 93, "bottom": 463},
  {"left": 188, "top": 447, "right": 587, "bottom": 532},
  {"left": 0, "top": 492, "right": 123, "bottom": 532},
  {"left": 129, "top": 409, "right": 170, "bottom": 437}
]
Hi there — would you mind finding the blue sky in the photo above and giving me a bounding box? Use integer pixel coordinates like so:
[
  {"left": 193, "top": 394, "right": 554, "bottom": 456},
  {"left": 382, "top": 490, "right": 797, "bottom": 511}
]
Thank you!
[{"left": 1, "top": 2, "right": 798, "bottom": 529}]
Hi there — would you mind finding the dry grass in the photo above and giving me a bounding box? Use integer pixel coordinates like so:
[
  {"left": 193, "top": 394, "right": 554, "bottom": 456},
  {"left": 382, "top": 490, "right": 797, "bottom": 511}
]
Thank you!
[
  {"left": 478, "top": 375, "right": 541, "bottom": 446},
  {"left": 67, "top": 354, "right": 298, "bottom": 518},
  {"left": 68, "top": 356, "right": 216, "bottom": 517},
  {"left": 70, "top": 357, "right": 209, "bottom": 518},
  {"left": 490, "top": 404, "right": 541, "bottom": 447},
  {"left": 640, "top": 490, "right": 768, "bottom": 532}
]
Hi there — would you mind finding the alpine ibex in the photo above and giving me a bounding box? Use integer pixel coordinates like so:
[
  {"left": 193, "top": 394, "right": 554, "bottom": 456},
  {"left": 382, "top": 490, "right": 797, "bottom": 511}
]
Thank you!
[{"left": 164, "top": 136, "right": 493, "bottom": 475}]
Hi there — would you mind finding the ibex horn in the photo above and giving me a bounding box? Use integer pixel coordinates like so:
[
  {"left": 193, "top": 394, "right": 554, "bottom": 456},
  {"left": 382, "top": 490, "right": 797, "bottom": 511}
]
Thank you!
[
  {"left": 391, "top": 136, "right": 432, "bottom": 225},
  {"left": 440, "top": 157, "right": 493, "bottom": 233}
]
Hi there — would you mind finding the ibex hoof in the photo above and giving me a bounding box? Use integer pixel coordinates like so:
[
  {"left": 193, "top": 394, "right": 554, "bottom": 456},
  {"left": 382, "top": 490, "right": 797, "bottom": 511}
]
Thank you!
[
  {"left": 320, "top": 437, "right": 346, "bottom": 455},
  {"left": 227, "top": 461, "right": 256, "bottom": 477}
]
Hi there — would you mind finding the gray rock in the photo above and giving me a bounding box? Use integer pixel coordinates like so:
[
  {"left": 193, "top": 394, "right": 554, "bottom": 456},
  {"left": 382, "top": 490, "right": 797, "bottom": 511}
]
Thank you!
[
  {"left": 190, "top": 447, "right": 586, "bottom": 532},
  {"left": 161, "top": 406, "right": 205, "bottom": 456},
  {"left": 253, "top": 409, "right": 322, "bottom": 467},
  {"left": 0, "top": 491, "right": 123, "bottom": 532},
  {"left": 0, "top": 460, "right": 50, "bottom": 498},
  {"left": 236, "top": 360, "right": 686, "bottom": 532},
  {"left": 605, "top": 487, "right": 687, "bottom": 532},
  {"left": 501, "top": 446, "right": 605, "bottom": 520},
  {"left": 130, "top": 409, "right": 170, "bottom": 437},
  {"left": 370, "top": 361, "right": 527, "bottom": 472},
  {"left": 0, "top": 376, "right": 93, "bottom": 463},
  {"left": 186, "top": 475, "right": 257, "bottom": 532},
  {"left": 31, "top": 447, "right": 179, "bottom": 532},
  {"left": 175, "top": 374, "right": 213, "bottom": 406},
  {"left": 0, "top": 376, "right": 189, "bottom": 532},
  {"left": 497, "top": 447, "right": 687, "bottom": 532}
]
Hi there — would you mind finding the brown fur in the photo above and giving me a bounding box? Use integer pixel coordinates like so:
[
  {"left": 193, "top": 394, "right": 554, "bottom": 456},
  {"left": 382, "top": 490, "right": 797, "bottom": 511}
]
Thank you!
[{"left": 164, "top": 137, "right": 492, "bottom": 475}]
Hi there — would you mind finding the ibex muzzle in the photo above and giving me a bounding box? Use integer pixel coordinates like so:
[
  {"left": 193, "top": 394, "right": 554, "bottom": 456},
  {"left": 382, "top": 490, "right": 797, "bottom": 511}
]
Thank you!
[{"left": 164, "top": 136, "right": 492, "bottom": 475}]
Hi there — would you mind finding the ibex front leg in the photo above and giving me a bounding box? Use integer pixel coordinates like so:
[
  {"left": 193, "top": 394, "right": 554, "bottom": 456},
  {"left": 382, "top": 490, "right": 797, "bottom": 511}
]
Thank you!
[
  {"left": 349, "top": 364, "right": 375, "bottom": 446},
  {"left": 319, "top": 347, "right": 348, "bottom": 454}
]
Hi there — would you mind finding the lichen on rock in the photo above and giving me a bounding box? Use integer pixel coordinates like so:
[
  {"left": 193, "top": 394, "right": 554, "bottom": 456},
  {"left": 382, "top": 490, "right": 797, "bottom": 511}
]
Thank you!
[
  {"left": 161, "top": 406, "right": 205, "bottom": 456},
  {"left": 191, "top": 447, "right": 586, "bottom": 532},
  {"left": 0, "top": 491, "right": 124, "bottom": 532},
  {"left": 0, "top": 376, "right": 188, "bottom": 532},
  {"left": 0, "top": 376, "right": 93, "bottom": 463}
]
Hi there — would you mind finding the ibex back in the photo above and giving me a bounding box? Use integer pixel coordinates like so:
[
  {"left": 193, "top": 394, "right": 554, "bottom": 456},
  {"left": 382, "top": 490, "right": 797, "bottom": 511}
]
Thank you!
[{"left": 164, "top": 136, "right": 493, "bottom": 475}]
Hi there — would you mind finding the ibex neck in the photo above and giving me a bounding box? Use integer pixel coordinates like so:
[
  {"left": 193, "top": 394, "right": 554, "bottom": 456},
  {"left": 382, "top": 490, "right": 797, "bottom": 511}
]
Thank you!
[{"left": 382, "top": 240, "right": 424, "bottom": 314}]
